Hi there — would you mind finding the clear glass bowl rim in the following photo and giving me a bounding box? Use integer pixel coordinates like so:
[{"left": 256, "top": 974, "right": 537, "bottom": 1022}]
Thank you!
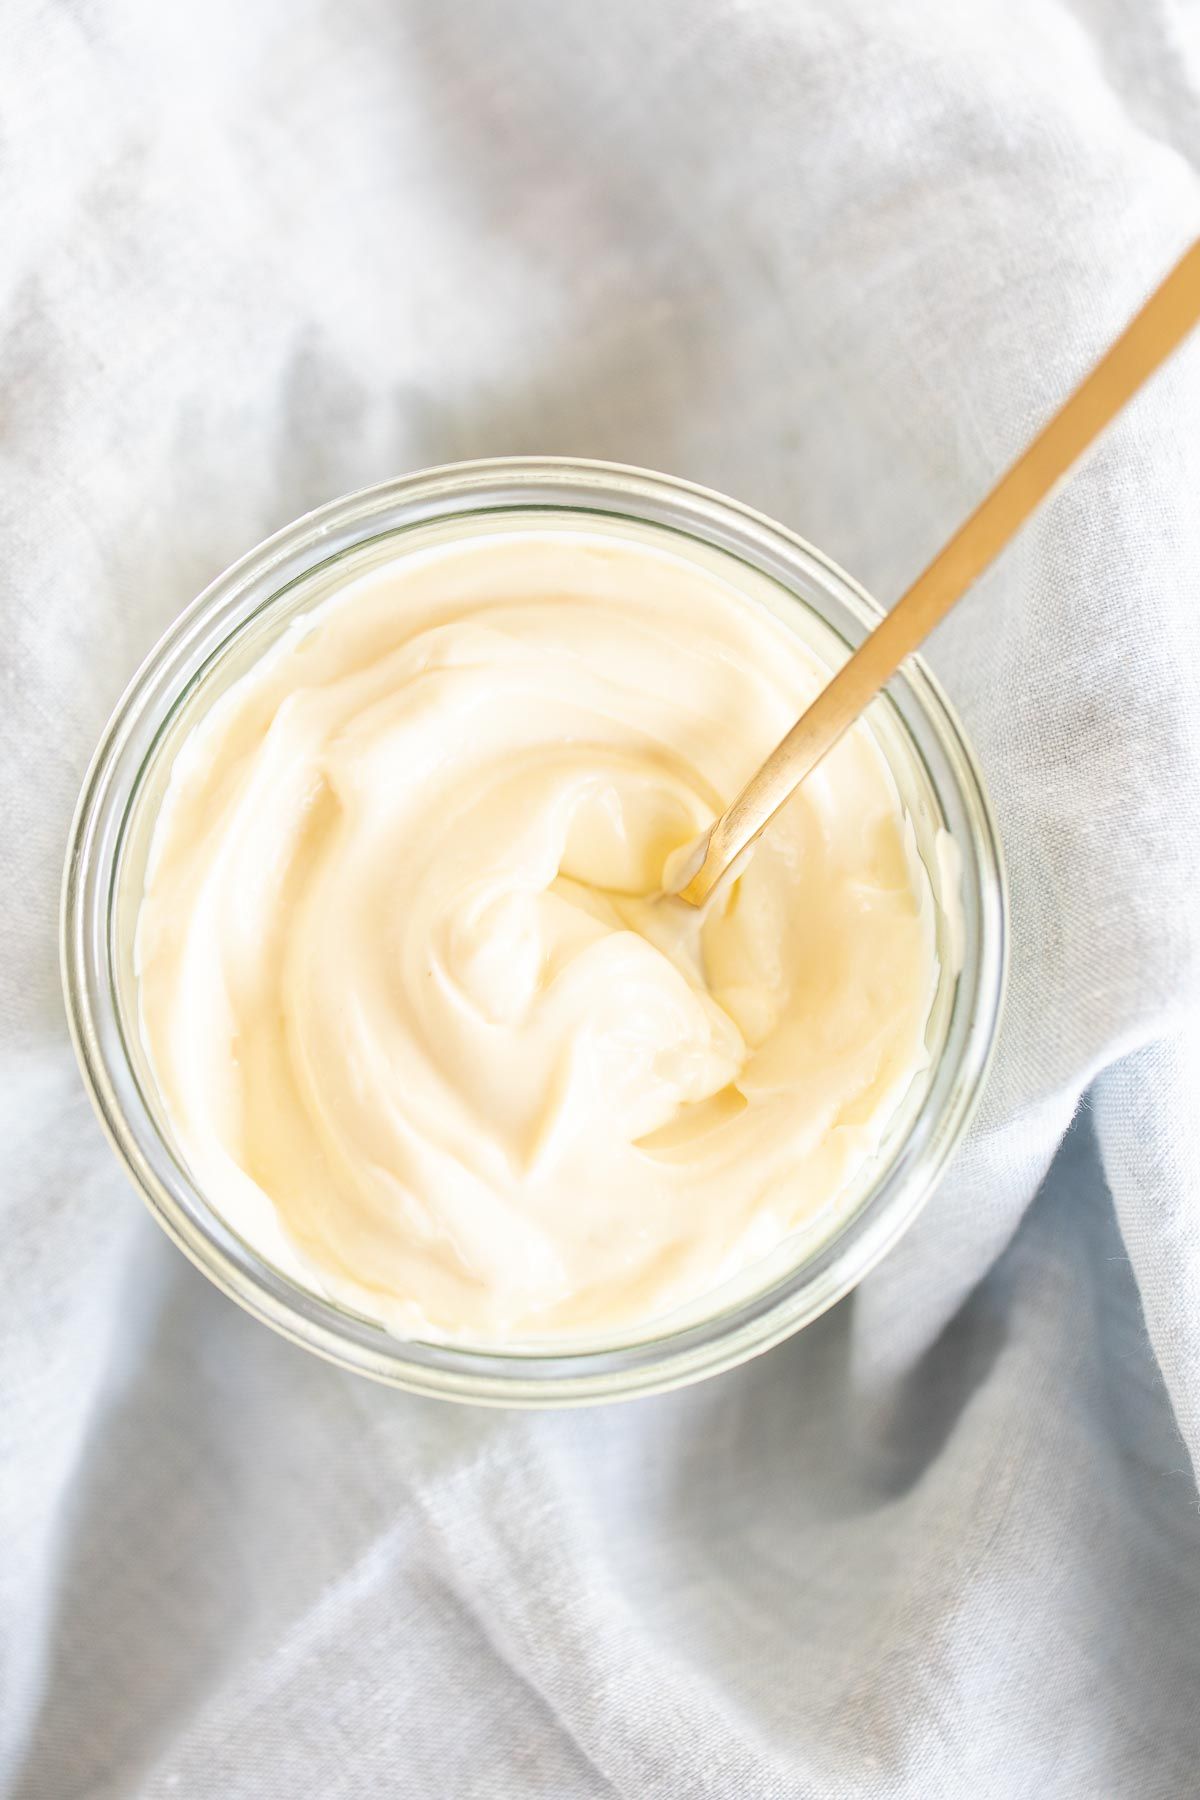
[{"left": 61, "top": 457, "right": 1007, "bottom": 1407}]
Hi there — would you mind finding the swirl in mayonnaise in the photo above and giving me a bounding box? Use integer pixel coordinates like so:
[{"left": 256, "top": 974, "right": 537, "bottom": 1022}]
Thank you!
[{"left": 137, "top": 528, "right": 939, "bottom": 1342}]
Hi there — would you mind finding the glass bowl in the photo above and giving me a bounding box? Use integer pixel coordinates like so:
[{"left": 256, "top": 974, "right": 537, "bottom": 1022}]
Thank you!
[{"left": 61, "top": 459, "right": 1006, "bottom": 1405}]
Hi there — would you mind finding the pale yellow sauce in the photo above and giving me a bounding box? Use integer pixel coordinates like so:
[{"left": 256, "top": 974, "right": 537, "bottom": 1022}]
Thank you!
[{"left": 137, "top": 531, "right": 938, "bottom": 1342}]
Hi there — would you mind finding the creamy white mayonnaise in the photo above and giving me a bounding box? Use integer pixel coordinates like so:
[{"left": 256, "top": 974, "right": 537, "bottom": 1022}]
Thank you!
[{"left": 137, "top": 528, "right": 940, "bottom": 1343}]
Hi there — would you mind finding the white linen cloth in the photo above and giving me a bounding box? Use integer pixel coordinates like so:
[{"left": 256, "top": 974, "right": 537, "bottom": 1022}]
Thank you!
[{"left": 3, "top": 1, "right": 1200, "bottom": 1793}]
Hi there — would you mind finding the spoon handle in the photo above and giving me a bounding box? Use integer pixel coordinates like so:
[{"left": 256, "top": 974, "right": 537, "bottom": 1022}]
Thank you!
[{"left": 677, "top": 237, "right": 1200, "bottom": 907}]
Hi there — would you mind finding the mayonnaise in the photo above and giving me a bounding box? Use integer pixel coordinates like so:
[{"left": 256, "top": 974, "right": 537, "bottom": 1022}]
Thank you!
[{"left": 137, "top": 528, "right": 939, "bottom": 1343}]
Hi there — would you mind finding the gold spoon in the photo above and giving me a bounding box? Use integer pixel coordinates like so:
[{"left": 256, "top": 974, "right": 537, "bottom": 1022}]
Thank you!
[{"left": 674, "top": 238, "right": 1200, "bottom": 909}]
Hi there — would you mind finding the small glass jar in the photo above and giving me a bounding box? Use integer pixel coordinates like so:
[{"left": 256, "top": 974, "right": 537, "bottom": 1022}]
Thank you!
[{"left": 61, "top": 459, "right": 1006, "bottom": 1405}]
